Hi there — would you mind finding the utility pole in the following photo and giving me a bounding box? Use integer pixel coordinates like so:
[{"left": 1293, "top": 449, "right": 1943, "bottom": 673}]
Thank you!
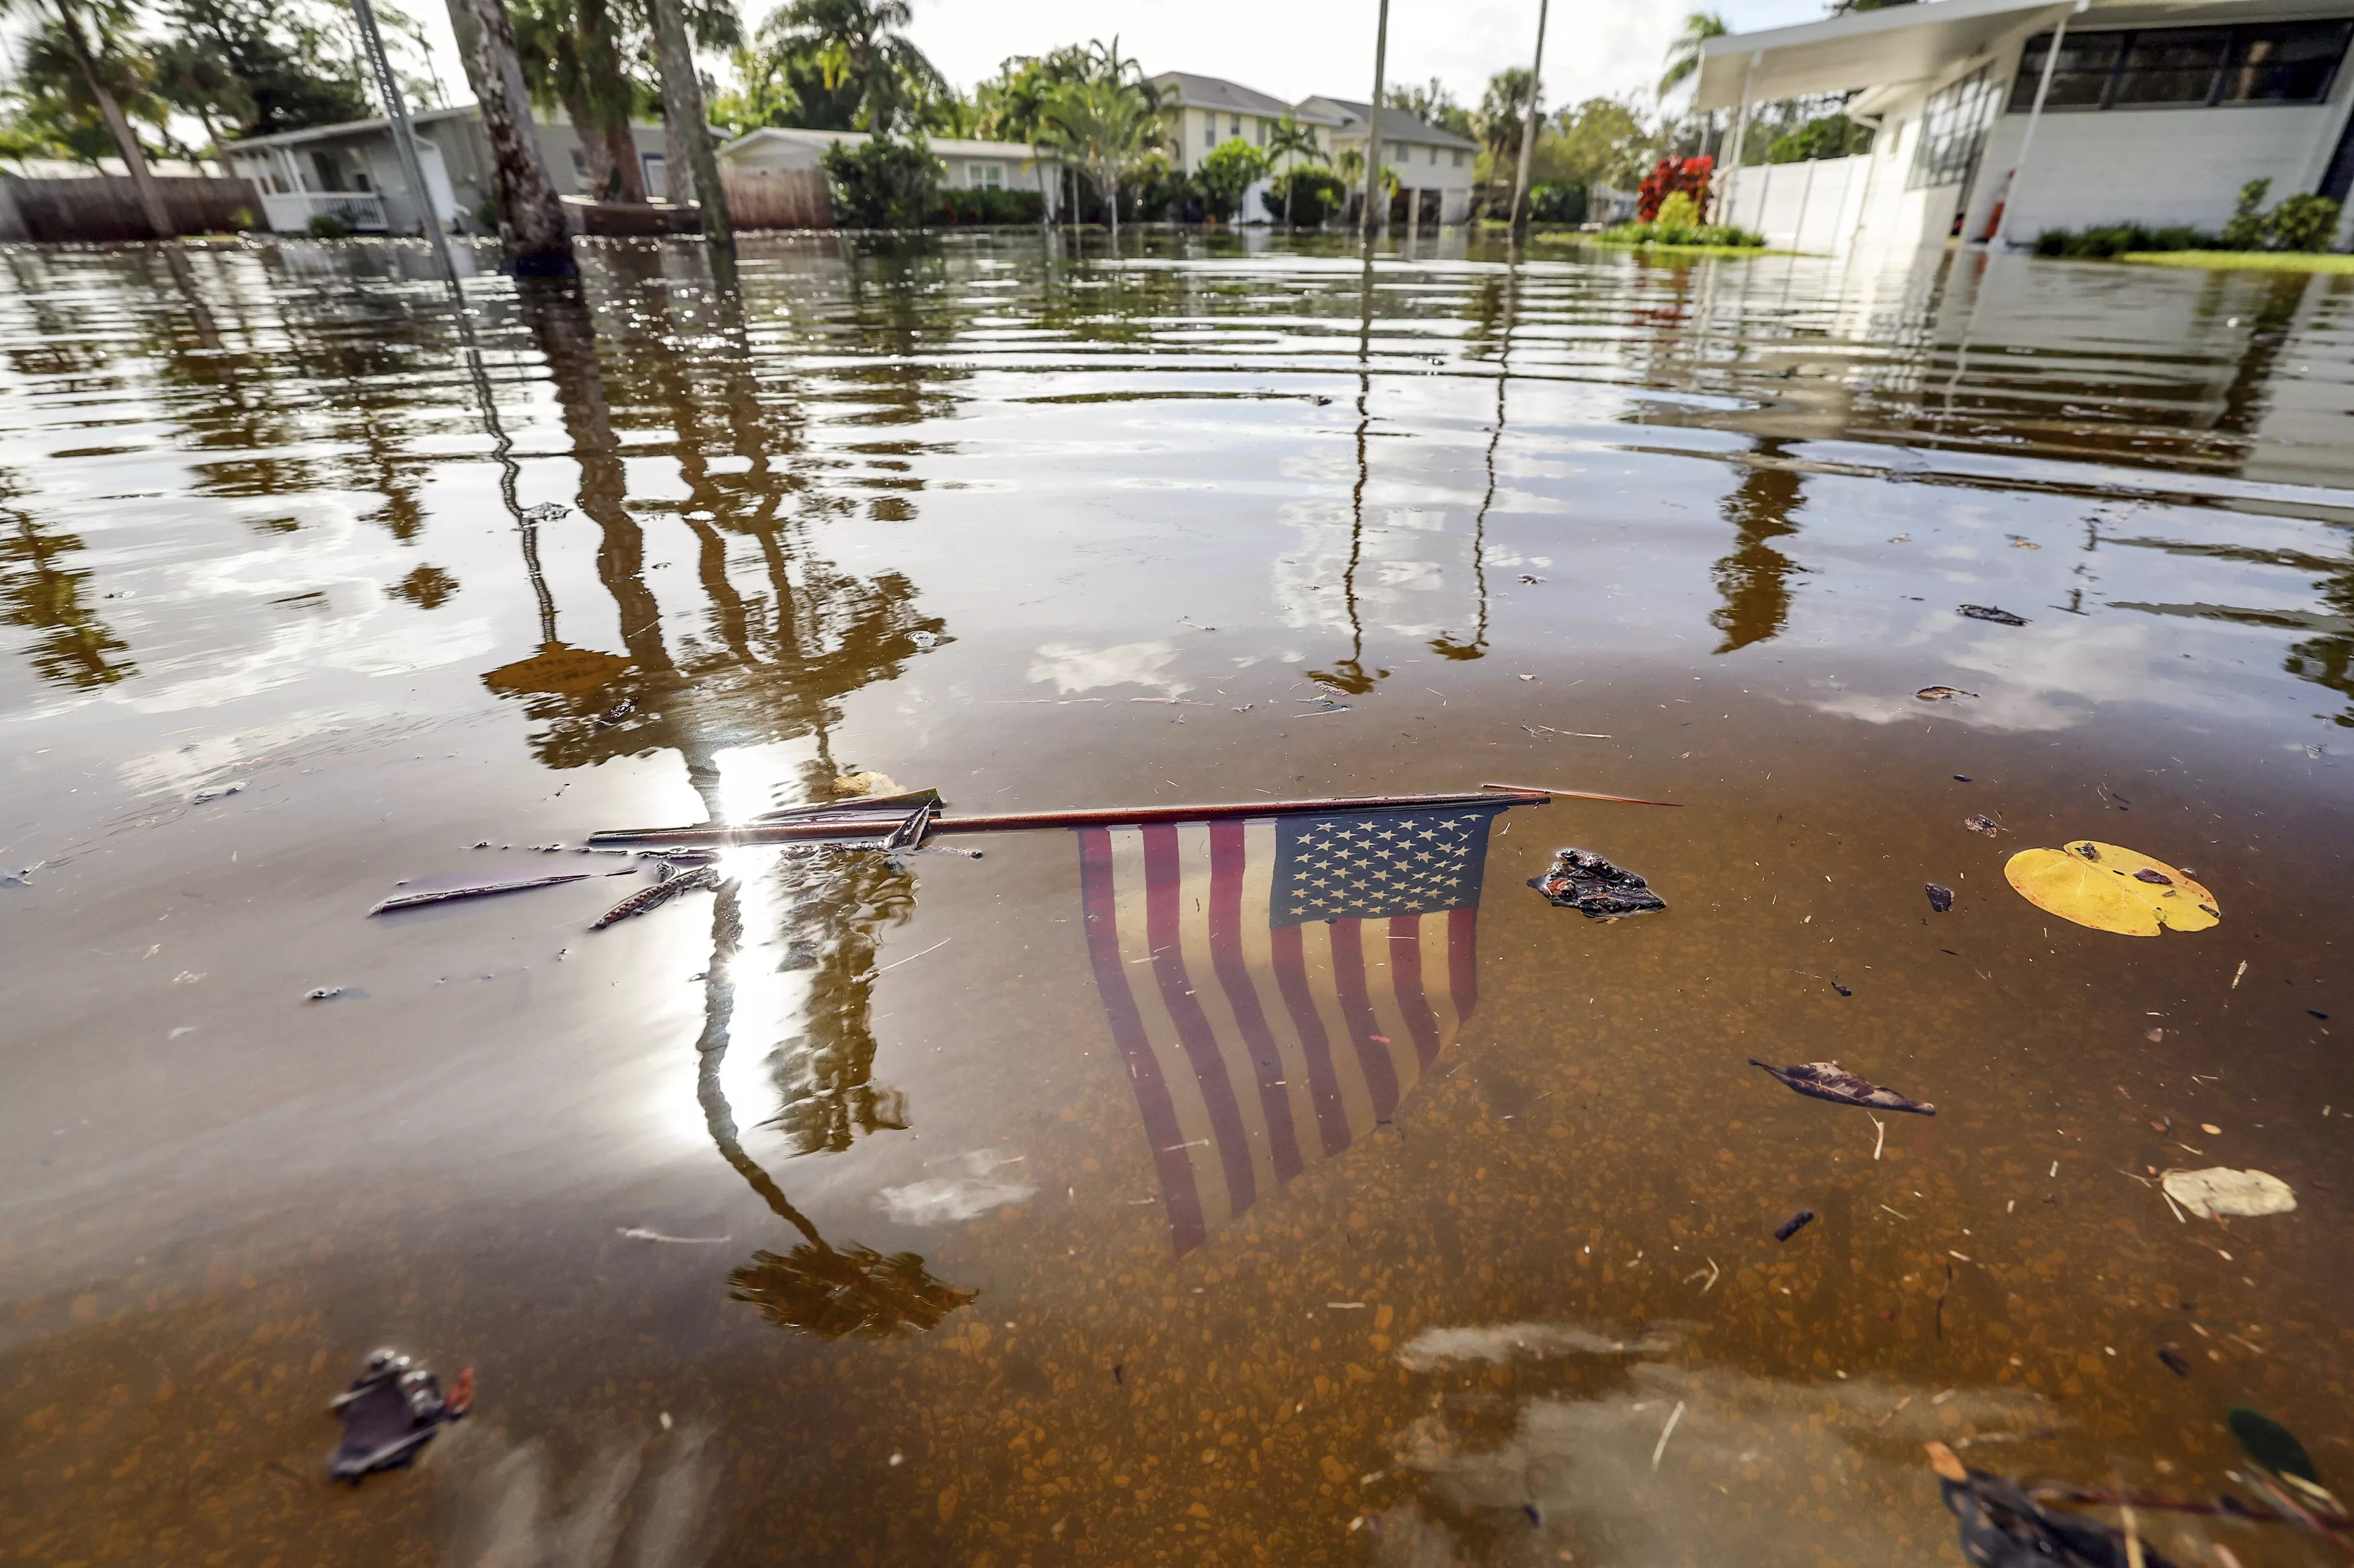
[
  {"left": 452, "top": 0, "right": 574, "bottom": 274},
  {"left": 1507, "top": 0, "right": 1550, "bottom": 245},
  {"left": 649, "top": 0, "right": 737, "bottom": 288},
  {"left": 1361, "top": 0, "right": 1390, "bottom": 241}
]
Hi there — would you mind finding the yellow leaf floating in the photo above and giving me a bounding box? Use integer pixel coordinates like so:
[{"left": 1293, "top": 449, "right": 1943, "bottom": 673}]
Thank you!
[{"left": 2004, "top": 840, "right": 2219, "bottom": 936}]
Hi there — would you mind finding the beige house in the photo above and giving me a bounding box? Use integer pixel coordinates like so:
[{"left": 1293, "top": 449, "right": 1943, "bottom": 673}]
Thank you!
[
  {"left": 1299, "top": 97, "right": 1480, "bottom": 227},
  {"left": 1151, "top": 73, "right": 1346, "bottom": 178},
  {"left": 718, "top": 128, "right": 1061, "bottom": 200}
]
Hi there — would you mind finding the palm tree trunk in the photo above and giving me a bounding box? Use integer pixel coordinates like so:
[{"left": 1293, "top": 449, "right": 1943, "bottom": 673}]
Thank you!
[
  {"left": 647, "top": 0, "right": 736, "bottom": 282},
  {"left": 562, "top": 86, "right": 616, "bottom": 200},
  {"left": 455, "top": 0, "right": 574, "bottom": 273},
  {"left": 50, "top": 0, "right": 174, "bottom": 239}
]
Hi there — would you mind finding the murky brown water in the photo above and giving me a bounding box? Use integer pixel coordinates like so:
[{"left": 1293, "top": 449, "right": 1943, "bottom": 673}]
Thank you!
[{"left": 3, "top": 230, "right": 2351, "bottom": 1567}]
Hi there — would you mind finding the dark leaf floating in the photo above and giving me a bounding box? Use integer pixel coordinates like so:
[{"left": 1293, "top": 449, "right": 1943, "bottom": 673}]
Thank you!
[
  {"left": 1527, "top": 847, "right": 1665, "bottom": 918},
  {"left": 328, "top": 1349, "right": 471, "bottom": 1482},
  {"left": 1926, "top": 884, "right": 1955, "bottom": 912},
  {"left": 1917, "top": 686, "right": 1979, "bottom": 701},
  {"left": 1930, "top": 1445, "right": 2182, "bottom": 1568},
  {"left": 2157, "top": 1348, "right": 2191, "bottom": 1378},
  {"left": 1959, "top": 604, "right": 2029, "bottom": 626},
  {"left": 2230, "top": 1407, "right": 2322, "bottom": 1488},
  {"left": 1751, "top": 1060, "right": 1937, "bottom": 1115},
  {"left": 1774, "top": 1209, "right": 1816, "bottom": 1242}
]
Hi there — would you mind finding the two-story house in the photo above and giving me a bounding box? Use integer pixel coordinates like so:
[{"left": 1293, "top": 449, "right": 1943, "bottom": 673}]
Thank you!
[{"left": 1298, "top": 97, "right": 1482, "bottom": 227}]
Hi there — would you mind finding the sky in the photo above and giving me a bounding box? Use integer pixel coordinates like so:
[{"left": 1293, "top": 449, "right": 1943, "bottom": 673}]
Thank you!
[{"left": 396, "top": 0, "right": 1830, "bottom": 125}]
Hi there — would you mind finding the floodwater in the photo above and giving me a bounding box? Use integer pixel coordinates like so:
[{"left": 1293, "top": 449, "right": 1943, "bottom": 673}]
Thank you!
[{"left": 3, "top": 229, "right": 2349, "bottom": 1568}]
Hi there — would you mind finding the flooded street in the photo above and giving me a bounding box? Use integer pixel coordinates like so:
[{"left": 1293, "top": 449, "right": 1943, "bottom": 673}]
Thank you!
[{"left": 3, "top": 230, "right": 2351, "bottom": 1567}]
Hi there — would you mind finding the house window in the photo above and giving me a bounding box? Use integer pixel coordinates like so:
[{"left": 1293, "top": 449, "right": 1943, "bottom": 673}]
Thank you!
[
  {"left": 642, "top": 151, "right": 667, "bottom": 200},
  {"left": 1453, "top": 148, "right": 1466, "bottom": 168},
  {"left": 1256, "top": 118, "right": 1268, "bottom": 145},
  {"left": 2010, "top": 19, "right": 2353, "bottom": 110},
  {"left": 1203, "top": 112, "right": 1215, "bottom": 149},
  {"left": 1908, "top": 65, "right": 2001, "bottom": 189},
  {"left": 969, "top": 161, "right": 1003, "bottom": 188},
  {"left": 1229, "top": 114, "right": 1242, "bottom": 137}
]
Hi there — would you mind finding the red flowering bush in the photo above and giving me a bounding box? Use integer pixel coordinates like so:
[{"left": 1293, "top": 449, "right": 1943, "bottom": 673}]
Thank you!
[{"left": 1637, "top": 156, "right": 1714, "bottom": 223}]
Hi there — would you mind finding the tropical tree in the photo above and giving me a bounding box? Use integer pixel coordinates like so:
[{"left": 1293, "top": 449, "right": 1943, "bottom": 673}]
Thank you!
[
  {"left": 1264, "top": 111, "right": 1322, "bottom": 175},
  {"left": 0, "top": 0, "right": 176, "bottom": 234},
  {"left": 1659, "top": 11, "right": 1727, "bottom": 98},
  {"left": 448, "top": 0, "right": 574, "bottom": 271},
  {"left": 757, "top": 0, "right": 944, "bottom": 133},
  {"left": 1383, "top": 76, "right": 1474, "bottom": 139},
  {"left": 1475, "top": 67, "right": 1534, "bottom": 179},
  {"left": 1549, "top": 95, "right": 1659, "bottom": 188},
  {"left": 510, "top": 0, "right": 643, "bottom": 200},
  {"left": 1195, "top": 135, "right": 1266, "bottom": 221},
  {"left": 1034, "top": 75, "right": 1157, "bottom": 245}
]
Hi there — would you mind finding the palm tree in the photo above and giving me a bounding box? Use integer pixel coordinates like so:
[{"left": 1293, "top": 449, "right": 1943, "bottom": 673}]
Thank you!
[
  {"left": 1265, "top": 112, "right": 1323, "bottom": 174},
  {"left": 1659, "top": 11, "right": 1727, "bottom": 98},
  {"left": 448, "top": 0, "right": 574, "bottom": 272},
  {"left": 765, "top": 0, "right": 946, "bottom": 133},
  {"left": 1035, "top": 77, "right": 1157, "bottom": 247},
  {"left": 1, "top": 0, "right": 175, "bottom": 236}
]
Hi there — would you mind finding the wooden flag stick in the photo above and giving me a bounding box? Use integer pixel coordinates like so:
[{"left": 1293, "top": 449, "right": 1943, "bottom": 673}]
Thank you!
[
  {"left": 587, "top": 787, "right": 1555, "bottom": 849},
  {"left": 1478, "top": 780, "right": 1684, "bottom": 808}
]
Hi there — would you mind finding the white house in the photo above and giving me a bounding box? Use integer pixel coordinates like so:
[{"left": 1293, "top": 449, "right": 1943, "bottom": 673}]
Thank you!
[
  {"left": 224, "top": 106, "right": 672, "bottom": 235},
  {"left": 1692, "top": 0, "right": 2354, "bottom": 256},
  {"left": 1299, "top": 96, "right": 1481, "bottom": 227},
  {"left": 1149, "top": 73, "right": 1344, "bottom": 221},
  {"left": 718, "top": 128, "right": 1061, "bottom": 205}
]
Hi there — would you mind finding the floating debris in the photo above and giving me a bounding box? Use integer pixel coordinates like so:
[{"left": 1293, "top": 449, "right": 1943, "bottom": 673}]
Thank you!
[
  {"left": 1929, "top": 1444, "right": 2185, "bottom": 1568},
  {"left": 1964, "top": 814, "right": 2001, "bottom": 836},
  {"left": 369, "top": 867, "right": 630, "bottom": 915},
  {"left": 191, "top": 782, "right": 244, "bottom": 803},
  {"left": 1916, "top": 686, "right": 1979, "bottom": 701},
  {"left": 305, "top": 986, "right": 352, "bottom": 1001},
  {"left": 1527, "top": 847, "right": 1666, "bottom": 918},
  {"left": 2005, "top": 841, "right": 2219, "bottom": 936},
  {"left": 1774, "top": 1209, "right": 1817, "bottom": 1242},
  {"left": 1958, "top": 604, "right": 2029, "bottom": 627},
  {"left": 591, "top": 865, "right": 718, "bottom": 930},
  {"left": 592, "top": 697, "right": 635, "bottom": 730},
  {"left": 1751, "top": 1060, "right": 1936, "bottom": 1115},
  {"left": 2161, "top": 1167, "right": 2295, "bottom": 1220},
  {"left": 831, "top": 771, "right": 903, "bottom": 797},
  {"left": 328, "top": 1349, "right": 471, "bottom": 1483},
  {"left": 1926, "top": 884, "right": 1954, "bottom": 913},
  {"left": 618, "top": 1226, "right": 731, "bottom": 1245},
  {"left": 521, "top": 502, "right": 570, "bottom": 525}
]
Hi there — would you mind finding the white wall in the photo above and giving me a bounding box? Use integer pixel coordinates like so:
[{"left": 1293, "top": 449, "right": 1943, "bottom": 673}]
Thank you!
[
  {"left": 1716, "top": 155, "right": 1870, "bottom": 253},
  {"left": 1969, "top": 102, "right": 2348, "bottom": 242}
]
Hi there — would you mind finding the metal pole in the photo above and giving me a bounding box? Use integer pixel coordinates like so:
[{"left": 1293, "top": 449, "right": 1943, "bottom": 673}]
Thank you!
[
  {"left": 1363, "top": 0, "right": 1391, "bottom": 241},
  {"left": 1718, "top": 53, "right": 1757, "bottom": 227},
  {"left": 1998, "top": 0, "right": 2086, "bottom": 250},
  {"left": 348, "top": 0, "right": 464, "bottom": 296},
  {"left": 1508, "top": 0, "right": 1551, "bottom": 245}
]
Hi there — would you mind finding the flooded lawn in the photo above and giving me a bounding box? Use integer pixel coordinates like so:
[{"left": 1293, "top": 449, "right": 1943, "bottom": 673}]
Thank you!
[{"left": 4, "top": 231, "right": 2352, "bottom": 1567}]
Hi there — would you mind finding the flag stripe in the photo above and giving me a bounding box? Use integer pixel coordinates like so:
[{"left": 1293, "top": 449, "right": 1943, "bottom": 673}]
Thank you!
[
  {"left": 1207, "top": 820, "right": 1306, "bottom": 1184},
  {"left": 1328, "top": 921, "right": 1401, "bottom": 1122},
  {"left": 1389, "top": 916, "right": 1445, "bottom": 1070},
  {"left": 1449, "top": 906, "right": 1479, "bottom": 1025},
  {"left": 1077, "top": 826, "right": 1205, "bottom": 1255},
  {"left": 1142, "top": 826, "right": 1260, "bottom": 1220}
]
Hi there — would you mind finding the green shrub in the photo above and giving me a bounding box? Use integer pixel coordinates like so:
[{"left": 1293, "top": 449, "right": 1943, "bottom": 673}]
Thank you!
[
  {"left": 821, "top": 135, "right": 944, "bottom": 229},
  {"left": 2221, "top": 179, "right": 2273, "bottom": 250},
  {"left": 2272, "top": 192, "right": 2341, "bottom": 253},
  {"left": 934, "top": 186, "right": 1045, "bottom": 225},
  {"left": 307, "top": 212, "right": 349, "bottom": 239},
  {"left": 1127, "top": 151, "right": 1190, "bottom": 221},
  {"left": 1527, "top": 182, "right": 1585, "bottom": 225},
  {"left": 1197, "top": 138, "right": 1270, "bottom": 222},
  {"left": 1603, "top": 190, "right": 1763, "bottom": 248},
  {"left": 1264, "top": 166, "right": 1346, "bottom": 226}
]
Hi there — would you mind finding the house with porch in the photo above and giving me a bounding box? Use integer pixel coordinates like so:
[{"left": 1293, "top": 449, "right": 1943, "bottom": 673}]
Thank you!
[
  {"left": 223, "top": 107, "right": 670, "bottom": 235},
  {"left": 716, "top": 127, "right": 1062, "bottom": 202},
  {"left": 1691, "top": 0, "right": 2354, "bottom": 257},
  {"left": 1299, "top": 96, "right": 1481, "bottom": 227}
]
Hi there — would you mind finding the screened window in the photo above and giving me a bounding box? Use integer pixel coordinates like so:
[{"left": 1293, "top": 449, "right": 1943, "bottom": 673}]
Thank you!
[
  {"left": 2010, "top": 19, "right": 2352, "bottom": 110},
  {"left": 1908, "top": 65, "right": 2002, "bottom": 190}
]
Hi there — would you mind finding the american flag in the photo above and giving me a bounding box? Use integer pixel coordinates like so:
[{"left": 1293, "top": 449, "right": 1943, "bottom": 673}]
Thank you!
[{"left": 1075, "top": 804, "right": 1504, "bottom": 1256}]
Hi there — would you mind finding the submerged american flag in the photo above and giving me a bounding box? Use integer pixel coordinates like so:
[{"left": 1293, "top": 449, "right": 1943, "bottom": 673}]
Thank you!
[{"left": 1077, "top": 803, "right": 1504, "bottom": 1256}]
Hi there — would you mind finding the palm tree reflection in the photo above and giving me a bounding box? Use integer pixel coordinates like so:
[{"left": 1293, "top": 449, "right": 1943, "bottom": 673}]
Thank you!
[
  {"left": 695, "top": 876, "right": 975, "bottom": 1339},
  {"left": 1708, "top": 438, "right": 1807, "bottom": 654}
]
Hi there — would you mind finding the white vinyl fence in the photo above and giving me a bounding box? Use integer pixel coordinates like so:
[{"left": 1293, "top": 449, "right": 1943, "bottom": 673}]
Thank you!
[{"left": 1714, "top": 155, "right": 1872, "bottom": 255}]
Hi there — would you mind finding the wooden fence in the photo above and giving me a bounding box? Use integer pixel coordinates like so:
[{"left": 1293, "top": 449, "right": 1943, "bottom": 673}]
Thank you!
[
  {"left": 0, "top": 175, "right": 260, "bottom": 243},
  {"left": 719, "top": 167, "right": 831, "bottom": 231}
]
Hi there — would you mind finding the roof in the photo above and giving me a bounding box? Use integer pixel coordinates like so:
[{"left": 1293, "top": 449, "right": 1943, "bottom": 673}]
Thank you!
[
  {"left": 223, "top": 104, "right": 478, "bottom": 152},
  {"left": 1150, "top": 72, "right": 1339, "bottom": 122},
  {"left": 1691, "top": 0, "right": 2072, "bottom": 109},
  {"left": 719, "top": 128, "right": 1061, "bottom": 161},
  {"left": 1300, "top": 97, "right": 1481, "bottom": 151}
]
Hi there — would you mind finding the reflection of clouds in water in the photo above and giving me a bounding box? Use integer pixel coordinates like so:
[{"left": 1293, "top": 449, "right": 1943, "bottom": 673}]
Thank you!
[
  {"left": 1026, "top": 639, "right": 1184, "bottom": 695},
  {"left": 877, "top": 1148, "right": 1034, "bottom": 1225},
  {"left": 1807, "top": 621, "right": 2244, "bottom": 734},
  {"left": 1377, "top": 1323, "right": 2057, "bottom": 1568},
  {"left": 113, "top": 705, "right": 419, "bottom": 797},
  {"left": 445, "top": 1421, "right": 719, "bottom": 1568}
]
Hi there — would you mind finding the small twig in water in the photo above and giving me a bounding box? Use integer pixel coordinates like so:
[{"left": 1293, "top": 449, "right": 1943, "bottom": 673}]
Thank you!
[
  {"left": 1650, "top": 1401, "right": 1685, "bottom": 1471},
  {"left": 876, "top": 937, "right": 952, "bottom": 974},
  {"left": 1871, "top": 1115, "right": 1887, "bottom": 1161}
]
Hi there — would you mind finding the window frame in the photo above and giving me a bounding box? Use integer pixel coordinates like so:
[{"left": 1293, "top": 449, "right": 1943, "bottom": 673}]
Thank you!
[{"left": 2008, "top": 17, "right": 2354, "bottom": 112}]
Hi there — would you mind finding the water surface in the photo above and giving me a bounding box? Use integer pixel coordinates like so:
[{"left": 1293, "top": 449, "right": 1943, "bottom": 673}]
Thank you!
[{"left": 3, "top": 231, "right": 2351, "bottom": 1567}]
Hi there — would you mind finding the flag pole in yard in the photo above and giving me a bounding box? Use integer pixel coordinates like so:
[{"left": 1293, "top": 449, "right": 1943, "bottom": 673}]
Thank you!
[{"left": 1998, "top": 0, "right": 2088, "bottom": 251}]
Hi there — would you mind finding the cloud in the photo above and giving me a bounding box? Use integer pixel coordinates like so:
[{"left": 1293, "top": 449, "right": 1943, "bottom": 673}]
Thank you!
[
  {"left": 877, "top": 1148, "right": 1036, "bottom": 1225},
  {"left": 1027, "top": 638, "right": 1185, "bottom": 694}
]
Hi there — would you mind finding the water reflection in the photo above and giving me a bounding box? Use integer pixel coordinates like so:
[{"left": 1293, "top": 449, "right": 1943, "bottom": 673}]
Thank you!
[
  {"left": 0, "top": 474, "right": 135, "bottom": 687},
  {"left": 1708, "top": 439, "right": 1808, "bottom": 655}
]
